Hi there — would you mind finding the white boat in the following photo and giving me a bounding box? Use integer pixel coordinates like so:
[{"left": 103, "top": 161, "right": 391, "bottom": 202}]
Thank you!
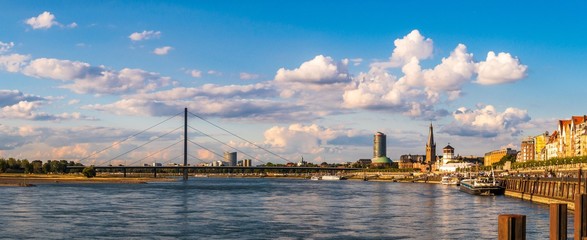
[
  {"left": 310, "top": 176, "right": 321, "bottom": 181},
  {"left": 440, "top": 176, "right": 459, "bottom": 185},
  {"left": 321, "top": 175, "right": 342, "bottom": 181},
  {"left": 193, "top": 174, "right": 209, "bottom": 178}
]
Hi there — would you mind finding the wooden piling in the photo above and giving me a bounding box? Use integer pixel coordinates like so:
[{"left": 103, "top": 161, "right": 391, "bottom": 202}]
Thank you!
[
  {"left": 575, "top": 194, "right": 587, "bottom": 240},
  {"left": 498, "top": 214, "right": 526, "bottom": 240},
  {"left": 550, "top": 203, "right": 567, "bottom": 240}
]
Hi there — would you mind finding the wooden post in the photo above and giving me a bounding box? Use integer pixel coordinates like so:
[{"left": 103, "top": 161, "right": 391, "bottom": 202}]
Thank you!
[
  {"left": 575, "top": 194, "right": 587, "bottom": 240},
  {"left": 550, "top": 203, "right": 567, "bottom": 240},
  {"left": 498, "top": 214, "right": 526, "bottom": 240}
]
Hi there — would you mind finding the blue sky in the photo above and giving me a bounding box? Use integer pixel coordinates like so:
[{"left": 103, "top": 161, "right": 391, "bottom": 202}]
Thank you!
[{"left": 1, "top": 1, "right": 586, "bottom": 165}]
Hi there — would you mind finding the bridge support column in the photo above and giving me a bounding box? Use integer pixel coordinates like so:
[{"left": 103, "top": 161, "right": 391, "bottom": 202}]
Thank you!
[
  {"left": 153, "top": 168, "right": 157, "bottom": 178},
  {"left": 123, "top": 168, "right": 126, "bottom": 178},
  {"left": 183, "top": 108, "right": 188, "bottom": 181}
]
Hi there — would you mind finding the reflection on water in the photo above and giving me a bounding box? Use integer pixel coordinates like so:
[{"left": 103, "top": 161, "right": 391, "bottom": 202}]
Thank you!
[{"left": 0, "top": 178, "right": 564, "bottom": 239}]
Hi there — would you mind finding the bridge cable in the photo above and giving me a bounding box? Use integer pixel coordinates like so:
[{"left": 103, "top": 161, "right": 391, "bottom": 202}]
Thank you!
[
  {"left": 96, "top": 125, "right": 184, "bottom": 166},
  {"left": 187, "top": 125, "right": 266, "bottom": 165},
  {"left": 79, "top": 111, "right": 183, "bottom": 163},
  {"left": 188, "top": 111, "right": 291, "bottom": 163},
  {"left": 187, "top": 139, "right": 225, "bottom": 160},
  {"left": 125, "top": 139, "right": 184, "bottom": 166}
]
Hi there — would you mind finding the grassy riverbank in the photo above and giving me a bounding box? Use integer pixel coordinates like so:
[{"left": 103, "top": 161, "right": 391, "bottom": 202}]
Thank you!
[{"left": 0, "top": 173, "right": 177, "bottom": 187}]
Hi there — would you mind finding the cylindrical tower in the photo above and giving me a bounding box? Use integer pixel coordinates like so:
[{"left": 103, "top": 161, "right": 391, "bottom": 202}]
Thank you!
[
  {"left": 224, "top": 152, "right": 237, "bottom": 166},
  {"left": 373, "top": 132, "right": 386, "bottom": 158}
]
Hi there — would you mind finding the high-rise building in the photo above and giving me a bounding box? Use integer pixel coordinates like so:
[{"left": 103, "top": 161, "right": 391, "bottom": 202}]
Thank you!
[
  {"left": 371, "top": 132, "right": 392, "bottom": 167},
  {"left": 243, "top": 159, "right": 252, "bottom": 167},
  {"left": 425, "top": 124, "right": 436, "bottom": 165},
  {"left": 224, "top": 152, "right": 237, "bottom": 166}
]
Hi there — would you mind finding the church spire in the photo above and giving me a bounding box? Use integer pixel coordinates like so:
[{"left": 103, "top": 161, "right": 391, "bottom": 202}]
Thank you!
[
  {"left": 425, "top": 123, "right": 436, "bottom": 169},
  {"left": 427, "top": 123, "right": 434, "bottom": 147}
]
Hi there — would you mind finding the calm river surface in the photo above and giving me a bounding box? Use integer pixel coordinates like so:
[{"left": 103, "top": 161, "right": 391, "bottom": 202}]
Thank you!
[{"left": 0, "top": 178, "right": 570, "bottom": 239}]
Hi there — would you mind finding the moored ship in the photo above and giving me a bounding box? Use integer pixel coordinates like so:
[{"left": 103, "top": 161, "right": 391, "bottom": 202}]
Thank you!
[{"left": 459, "top": 176, "right": 504, "bottom": 195}]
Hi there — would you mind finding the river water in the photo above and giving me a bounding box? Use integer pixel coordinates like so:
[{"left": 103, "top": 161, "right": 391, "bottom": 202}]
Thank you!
[{"left": 0, "top": 178, "right": 570, "bottom": 239}]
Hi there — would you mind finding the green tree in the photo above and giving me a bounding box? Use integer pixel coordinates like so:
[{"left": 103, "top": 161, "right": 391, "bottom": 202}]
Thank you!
[
  {"left": 0, "top": 159, "right": 6, "bottom": 173},
  {"left": 82, "top": 166, "right": 96, "bottom": 178},
  {"left": 21, "top": 159, "right": 32, "bottom": 173}
]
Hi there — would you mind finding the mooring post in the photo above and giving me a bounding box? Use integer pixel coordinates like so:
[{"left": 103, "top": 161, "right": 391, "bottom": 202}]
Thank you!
[
  {"left": 183, "top": 107, "right": 188, "bottom": 181},
  {"left": 575, "top": 194, "right": 587, "bottom": 240},
  {"left": 498, "top": 214, "right": 526, "bottom": 240},
  {"left": 550, "top": 203, "right": 567, "bottom": 240}
]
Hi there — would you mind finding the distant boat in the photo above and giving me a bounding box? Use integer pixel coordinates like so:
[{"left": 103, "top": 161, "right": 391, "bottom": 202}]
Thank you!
[
  {"left": 459, "top": 169, "right": 504, "bottom": 195},
  {"left": 310, "top": 176, "right": 321, "bottom": 181},
  {"left": 193, "top": 174, "right": 209, "bottom": 178},
  {"left": 440, "top": 176, "right": 459, "bottom": 185},
  {"left": 321, "top": 175, "right": 342, "bottom": 181}
]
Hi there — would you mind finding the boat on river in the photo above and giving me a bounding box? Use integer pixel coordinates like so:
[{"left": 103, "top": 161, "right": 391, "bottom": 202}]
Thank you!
[
  {"left": 321, "top": 175, "right": 342, "bottom": 181},
  {"left": 440, "top": 176, "right": 459, "bottom": 185},
  {"left": 310, "top": 176, "right": 321, "bottom": 181},
  {"left": 459, "top": 176, "right": 504, "bottom": 195}
]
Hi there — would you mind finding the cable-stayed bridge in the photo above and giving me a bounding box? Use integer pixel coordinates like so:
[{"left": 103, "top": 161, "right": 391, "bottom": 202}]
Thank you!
[{"left": 68, "top": 108, "right": 359, "bottom": 180}]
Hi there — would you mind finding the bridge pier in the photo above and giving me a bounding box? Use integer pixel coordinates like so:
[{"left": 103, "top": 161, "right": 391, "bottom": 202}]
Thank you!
[
  {"left": 123, "top": 168, "right": 126, "bottom": 178},
  {"left": 153, "top": 168, "right": 157, "bottom": 178}
]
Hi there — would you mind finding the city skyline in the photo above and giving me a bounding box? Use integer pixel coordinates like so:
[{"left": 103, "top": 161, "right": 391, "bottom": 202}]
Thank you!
[{"left": 1, "top": 1, "right": 586, "bottom": 164}]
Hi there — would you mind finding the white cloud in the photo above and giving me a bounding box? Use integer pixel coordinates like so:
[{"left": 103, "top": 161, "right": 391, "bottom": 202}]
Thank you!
[
  {"left": 20, "top": 57, "right": 172, "bottom": 94},
  {"left": 422, "top": 44, "right": 476, "bottom": 93},
  {"left": 274, "top": 55, "right": 351, "bottom": 98},
  {"left": 153, "top": 46, "right": 173, "bottom": 55},
  {"left": 129, "top": 30, "right": 161, "bottom": 41},
  {"left": 190, "top": 70, "right": 202, "bottom": 78},
  {"left": 373, "top": 29, "right": 434, "bottom": 68},
  {"left": 240, "top": 72, "right": 259, "bottom": 80},
  {"left": 0, "top": 89, "right": 45, "bottom": 107},
  {"left": 0, "top": 41, "right": 15, "bottom": 53},
  {"left": 442, "top": 104, "right": 531, "bottom": 138},
  {"left": 0, "top": 54, "right": 30, "bottom": 73},
  {"left": 68, "top": 99, "right": 80, "bottom": 105},
  {"left": 263, "top": 123, "right": 355, "bottom": 154},
  {"left": 0, "top": 100, "right": 94, "bottom": 121},
  {"left": 392, "top": 30, "right": 434, "bottom": 63},
  {"left": 25, "top": 11, "right": 75, "bottom": 30},
  {"left": 475, "top": 51, "right": 528, "bottom": 85},
  {"left": 26, "top": 11, "right": 58, "bottom": 29},
  {"left": 275, "top": 55, "right": 350, "bottom": 85}
]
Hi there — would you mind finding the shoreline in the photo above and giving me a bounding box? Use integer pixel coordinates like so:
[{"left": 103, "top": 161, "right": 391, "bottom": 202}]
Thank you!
[{"left": 0, "top": 174, "right": 177, "bottom": 187}]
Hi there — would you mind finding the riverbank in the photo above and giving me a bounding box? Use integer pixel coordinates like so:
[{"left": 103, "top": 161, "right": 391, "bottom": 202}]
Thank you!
[{"left": 0, "top": 173, "right": 177, "bottom": 187}]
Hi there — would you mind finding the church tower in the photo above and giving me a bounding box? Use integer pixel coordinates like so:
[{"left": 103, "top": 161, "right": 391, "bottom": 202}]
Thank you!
[{"left": 425, "top": 123, "right": 436, "bottom": 167}]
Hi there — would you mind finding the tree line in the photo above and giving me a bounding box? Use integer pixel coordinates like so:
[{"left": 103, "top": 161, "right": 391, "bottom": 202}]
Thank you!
[{"left": 0, "top": 158, "right": 84, "bottom": 174}]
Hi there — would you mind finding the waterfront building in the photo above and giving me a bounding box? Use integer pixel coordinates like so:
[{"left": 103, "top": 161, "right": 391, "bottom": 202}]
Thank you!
[
  {"left": 558, "top": 115, "right": 587, "bottom": 157},
  {"left": 371, "top": 132, "right": 392, "bottom": 167},
  {"left": 425, "top": 124, "right": 436, "bottom": 167},
  {"left": 545, "top": 131, "right": 559, "bottom": 160},
  {"left": 534, "top": 132, "right": 549, "bottom": 161},
  {"left": 224, "top": 152, "right": 237, "bottom": 166},
  {"left": 484, "top": 148, "right": 517, "bottom": 166},
  {"left": 519, "top": 137, "right": 535, "bottom": 162},
  {"left": 442, "top": 144, "right": 455, "bottom": 165},
  {"left": 398, "top": 154, "right": 425, "bottom": 169}
]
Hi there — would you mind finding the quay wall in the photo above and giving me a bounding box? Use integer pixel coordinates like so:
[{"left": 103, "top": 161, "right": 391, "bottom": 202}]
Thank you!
[{"left": 504, "top": 177, "right": 583, "bottom": 210}]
